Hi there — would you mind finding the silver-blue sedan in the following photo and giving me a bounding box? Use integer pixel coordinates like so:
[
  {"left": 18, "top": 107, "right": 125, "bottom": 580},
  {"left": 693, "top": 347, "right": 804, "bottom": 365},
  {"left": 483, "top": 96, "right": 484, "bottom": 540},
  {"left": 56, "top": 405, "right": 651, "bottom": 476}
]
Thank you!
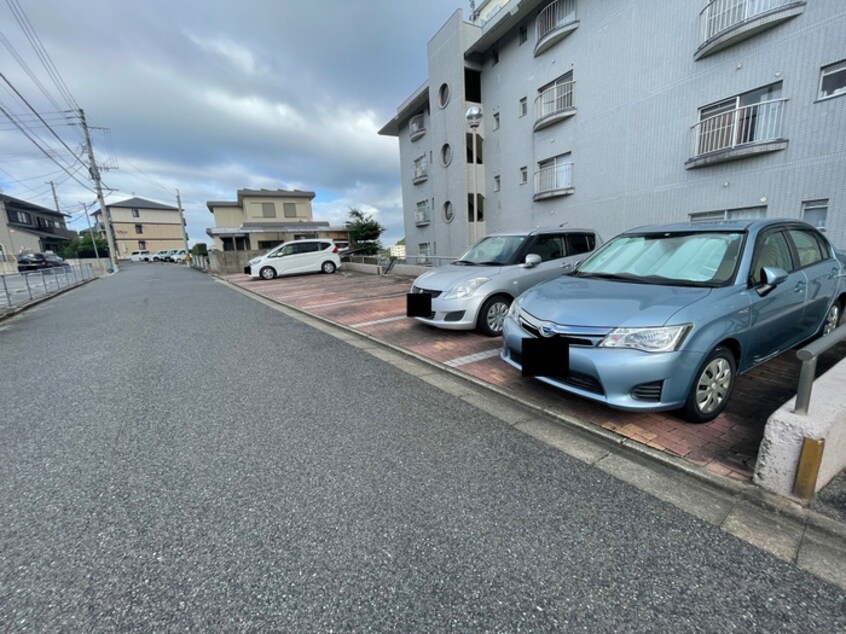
[{"left": 501, "top": 219, "right": 845, "bottom": 422}]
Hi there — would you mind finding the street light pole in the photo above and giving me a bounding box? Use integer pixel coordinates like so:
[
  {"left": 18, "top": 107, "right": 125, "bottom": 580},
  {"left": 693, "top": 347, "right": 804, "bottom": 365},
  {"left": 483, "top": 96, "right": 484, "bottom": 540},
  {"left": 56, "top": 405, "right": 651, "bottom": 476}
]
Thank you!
[{"left": 465, "top": 106, "right": 483, "bottom": 247}]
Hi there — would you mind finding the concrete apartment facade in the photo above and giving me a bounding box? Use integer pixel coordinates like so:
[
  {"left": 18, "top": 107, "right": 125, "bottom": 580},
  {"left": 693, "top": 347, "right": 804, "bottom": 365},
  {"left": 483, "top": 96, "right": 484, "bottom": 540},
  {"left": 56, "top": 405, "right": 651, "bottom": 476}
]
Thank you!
[
  {"left": 1, "top": 193, "right": 76, "bottom": 262},
  {"left": 206, "top": 189, "right": 349, "bottom": 252},
  {"left": 380, "top": 0, "right": 846, "bottom": 262},
  {"left": 92, "top": 196, "right": 185, "bottom": 258}
]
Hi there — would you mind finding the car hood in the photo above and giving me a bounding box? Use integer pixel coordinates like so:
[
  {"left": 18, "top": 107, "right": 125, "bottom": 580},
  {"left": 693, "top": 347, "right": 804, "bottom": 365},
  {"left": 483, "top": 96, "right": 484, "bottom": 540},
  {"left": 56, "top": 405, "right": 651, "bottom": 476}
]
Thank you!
[
  {"left": 519, "top": 276, "right": 713, "bottom": 327},
  {"left": 412, "top": 263, "right": 505, "bottom": 291}
]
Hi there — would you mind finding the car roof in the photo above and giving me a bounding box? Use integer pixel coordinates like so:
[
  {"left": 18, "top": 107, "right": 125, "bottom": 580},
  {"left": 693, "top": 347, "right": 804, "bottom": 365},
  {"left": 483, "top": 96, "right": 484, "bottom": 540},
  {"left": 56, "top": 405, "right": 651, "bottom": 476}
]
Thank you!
[
  {"left": 483, "top": 226, "right": 597, "bottom": 238},
  {"left": 623, "top": 218, "right": 812, "bottom": 235}
]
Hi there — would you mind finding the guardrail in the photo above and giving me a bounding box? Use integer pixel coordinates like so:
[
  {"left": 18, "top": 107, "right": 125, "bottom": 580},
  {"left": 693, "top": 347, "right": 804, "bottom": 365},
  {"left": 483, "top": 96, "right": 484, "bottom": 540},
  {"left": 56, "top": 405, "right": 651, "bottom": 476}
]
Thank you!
[
  {"left": 0, "top": 264, "right": 96, "bottom": 311},
  {"left": 794, "top": 323, "right": 846, "bottom": 415}
]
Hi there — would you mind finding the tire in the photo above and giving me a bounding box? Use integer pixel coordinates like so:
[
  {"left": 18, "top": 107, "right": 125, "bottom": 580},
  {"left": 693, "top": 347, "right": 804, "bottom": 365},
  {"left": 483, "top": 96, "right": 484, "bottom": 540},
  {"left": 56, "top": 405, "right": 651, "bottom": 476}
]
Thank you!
[
  {"left": 680, "top": 346, "right": 736, "bottom": 424},
  {"left": 259, "top": 266, "right": 276, "bottom": 280},
  {"left": 820, "top": 301, "right": 842, "bottom": 337},
  {"left": 476, "top": 295, "right": 511, "bottom": 337},
  {"left": 321, "top": 261, "right": 336, "bottom": 274}
]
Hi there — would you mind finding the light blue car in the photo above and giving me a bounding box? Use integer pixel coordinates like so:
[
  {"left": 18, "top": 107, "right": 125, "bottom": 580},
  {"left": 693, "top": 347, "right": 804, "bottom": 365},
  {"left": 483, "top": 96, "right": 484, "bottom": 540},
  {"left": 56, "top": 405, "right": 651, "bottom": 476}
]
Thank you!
[{"left": 501, "top": 219, "right": 846, "bottom": 422}]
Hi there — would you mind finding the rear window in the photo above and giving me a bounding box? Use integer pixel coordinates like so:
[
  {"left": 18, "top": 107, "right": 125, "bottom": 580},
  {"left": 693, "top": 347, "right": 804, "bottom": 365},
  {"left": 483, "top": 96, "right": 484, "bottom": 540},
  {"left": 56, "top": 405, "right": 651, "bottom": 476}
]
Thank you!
[{"left": 566, "top": 233, "right": 596, "bottom": 255}]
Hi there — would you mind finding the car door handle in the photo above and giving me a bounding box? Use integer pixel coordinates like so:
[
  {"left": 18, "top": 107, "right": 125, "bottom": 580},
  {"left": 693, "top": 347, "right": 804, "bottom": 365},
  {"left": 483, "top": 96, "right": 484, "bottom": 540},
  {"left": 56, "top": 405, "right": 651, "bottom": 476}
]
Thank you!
[
  {"left": 828, "top": 268, "right": 840, "bottom": 279},
  {"left": 794, "top": 281, "right": 806, "bottom": 293}
]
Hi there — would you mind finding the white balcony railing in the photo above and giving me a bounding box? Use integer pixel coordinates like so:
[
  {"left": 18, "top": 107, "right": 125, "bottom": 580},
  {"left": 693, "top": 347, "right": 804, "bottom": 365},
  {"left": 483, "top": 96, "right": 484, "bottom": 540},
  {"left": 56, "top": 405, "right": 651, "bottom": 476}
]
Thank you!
[
  {"left": 535, "top": 81, "right": 575, "bottom": 123},
  {"left": 412, "top": 158, "right": 428, "bottom": 183},
  {"left": 700, "top": 0, "right": 794, "bottom": 43},
  {"left": 691, "top": 98, "right": 787, "bottom": 157},
  {"left": 536, "top": 0, "right": 577, "bottom": 45},
  {"left": 534, "top": 162, "right": 573, "bottom": 196},
  {"left": 415, "top": 208, "right": 431, "bottom": 226},
  {"left": 409, "top": 114, "right": 426, "bottom": 141}
]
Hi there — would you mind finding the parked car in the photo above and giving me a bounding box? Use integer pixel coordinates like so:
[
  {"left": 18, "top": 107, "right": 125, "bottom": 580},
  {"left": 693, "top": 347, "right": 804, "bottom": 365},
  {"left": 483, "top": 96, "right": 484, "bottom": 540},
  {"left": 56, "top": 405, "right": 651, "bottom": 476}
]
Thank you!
[
  {"left": 407, "top": 228, "right": 601, "bottom": 336},
  {"left": 16, "top": 252, "right": 69, "bottom": 272},
  {"left": 130, "top": 250, "right": 150, "bottom": 262},
  {"left": 501, "top": 219, "right": 846, "bottom": 423},
  {"left": 247, "top": 239, "right": 341, "bottom": 279},
  {"left": 151, "top": 250, "right": 170, "bottom": 262},
  {"left": 170, "top": 249, "right": 188, "bottom": 263}
]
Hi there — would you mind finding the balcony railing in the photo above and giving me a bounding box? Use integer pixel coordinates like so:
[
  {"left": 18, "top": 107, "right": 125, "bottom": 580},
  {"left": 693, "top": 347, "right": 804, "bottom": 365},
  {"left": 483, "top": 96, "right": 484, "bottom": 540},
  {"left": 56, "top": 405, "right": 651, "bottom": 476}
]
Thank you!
[
  {"left": 414, "top": 209, "right": 431, "bottom": 226},
  {"left": 535, "top": 0, "right": 578, "bottom": 56},
  {"left": 691, "top": 98, "right": 787, "bottom": 159},
  {"left": 534, "top": 81, "right": 575, "bottom": 130},
  {"left": 409, "top": 114, "right": 426, "bottom": 141},
  {"left": 534, "top": 162, "right": 574, "bottom": 200},
  {"left": 700, "top": 0, "right": 798, "bottom": 45},
  {"left": 412, "top": 159, "right": 428, "bottom": 184}
]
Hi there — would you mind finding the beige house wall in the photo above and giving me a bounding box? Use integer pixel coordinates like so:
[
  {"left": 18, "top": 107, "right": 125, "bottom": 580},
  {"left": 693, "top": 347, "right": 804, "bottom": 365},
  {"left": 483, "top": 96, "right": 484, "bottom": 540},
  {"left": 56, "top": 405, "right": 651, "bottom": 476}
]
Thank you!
[
  {"left": 109, "top": 208, "right": 181, "bottom": 224},
  {"left": 241, "top": 195, "right": 313, "bottom": 223},
  {"left": 210, "top": 206, "right": 244, "bottom": 228}
]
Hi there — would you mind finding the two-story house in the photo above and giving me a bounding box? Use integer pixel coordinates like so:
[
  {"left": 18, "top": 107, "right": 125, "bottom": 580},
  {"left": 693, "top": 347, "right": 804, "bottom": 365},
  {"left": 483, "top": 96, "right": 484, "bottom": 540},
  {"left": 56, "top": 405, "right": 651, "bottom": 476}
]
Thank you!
[
  {"left": 380, "top": 0, "right": 845, "bottom": 262},
  {"left": 1, "top": 193, "right": 76, "bottom": 262},
  {"left": 91, "top": 196, "right": 185, "bottom": 258},
  {"left": 206, "top": 189, "right": 349, "bottom": 251}
]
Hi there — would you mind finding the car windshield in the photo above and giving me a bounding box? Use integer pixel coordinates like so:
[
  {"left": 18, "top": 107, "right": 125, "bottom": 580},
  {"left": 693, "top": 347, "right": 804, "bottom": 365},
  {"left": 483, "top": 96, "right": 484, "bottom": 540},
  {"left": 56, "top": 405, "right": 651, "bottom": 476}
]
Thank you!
[
  {"left": 575, "top": 231, "right": 744, "bottom": 286},
  {"left": 453, "top": 235, "right": 527, "bottom": 266}
]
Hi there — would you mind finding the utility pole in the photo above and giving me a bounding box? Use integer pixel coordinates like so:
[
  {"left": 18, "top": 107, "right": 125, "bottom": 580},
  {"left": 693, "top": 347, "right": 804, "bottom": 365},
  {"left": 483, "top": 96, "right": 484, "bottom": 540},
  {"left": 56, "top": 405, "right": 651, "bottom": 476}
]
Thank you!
[
  {"left": 176, "top": 189, "right": 190, "bottom": 265},
  {"left": 79, "top": 108, "right": 119, "bottom": 272},
  {"left": 49, "top": 181, "right": 60, "bottom": 213},
  {"left": 80, "top": 202, "right": 105, "bottom": 274}
]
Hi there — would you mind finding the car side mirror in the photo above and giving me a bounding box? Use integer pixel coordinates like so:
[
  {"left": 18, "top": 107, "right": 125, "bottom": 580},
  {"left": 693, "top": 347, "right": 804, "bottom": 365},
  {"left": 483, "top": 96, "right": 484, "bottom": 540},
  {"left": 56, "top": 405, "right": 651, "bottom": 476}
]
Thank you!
[
  {"left": 524, "top": 253, "right": 542, "bottom": 268},
  {"left": 756, "top": 266, "right": 788, "bottom": 297}
]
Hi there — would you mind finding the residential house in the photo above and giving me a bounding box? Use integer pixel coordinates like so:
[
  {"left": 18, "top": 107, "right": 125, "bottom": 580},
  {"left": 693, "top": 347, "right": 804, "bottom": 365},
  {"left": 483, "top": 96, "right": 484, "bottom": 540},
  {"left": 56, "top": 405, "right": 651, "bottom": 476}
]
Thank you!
[
  {"left": 379, "top": 0, "right": 845, "bottom": 262},
  {"left": 0, "top": 193, "right": 76, "bottom": 262},
  {"left": 92, "top": 196, "right": 185, "bottom": 259}
]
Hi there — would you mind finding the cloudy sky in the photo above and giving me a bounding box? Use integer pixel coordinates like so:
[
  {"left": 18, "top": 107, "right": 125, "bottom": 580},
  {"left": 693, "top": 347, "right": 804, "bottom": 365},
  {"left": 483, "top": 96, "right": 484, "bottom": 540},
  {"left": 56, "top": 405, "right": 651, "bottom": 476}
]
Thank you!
[{"left": 0, "top": 0, "right": 468, "bottom": 246}]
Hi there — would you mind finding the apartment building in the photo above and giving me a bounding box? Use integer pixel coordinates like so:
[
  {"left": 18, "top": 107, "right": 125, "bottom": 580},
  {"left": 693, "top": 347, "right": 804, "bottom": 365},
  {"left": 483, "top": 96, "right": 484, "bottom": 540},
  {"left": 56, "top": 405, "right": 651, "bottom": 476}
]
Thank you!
[
  {"left": 380, "top": 0, "right": 846, "bottom": 262},
  {"left": 92, "top": 196, "right": 185, "bottom": 258},
  {"left": 0, "top": 193, "right": 76, "bottom": 261},
  {"left": 206, "top": 189, "right": 349, "bottom": 251}
]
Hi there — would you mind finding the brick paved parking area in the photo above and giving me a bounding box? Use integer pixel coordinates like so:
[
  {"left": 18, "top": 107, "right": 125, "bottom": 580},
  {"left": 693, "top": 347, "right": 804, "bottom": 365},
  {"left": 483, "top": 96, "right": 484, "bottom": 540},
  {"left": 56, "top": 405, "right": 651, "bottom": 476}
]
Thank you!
[{"left": 227, "top": 270, "right": 846, "bottom": 483}]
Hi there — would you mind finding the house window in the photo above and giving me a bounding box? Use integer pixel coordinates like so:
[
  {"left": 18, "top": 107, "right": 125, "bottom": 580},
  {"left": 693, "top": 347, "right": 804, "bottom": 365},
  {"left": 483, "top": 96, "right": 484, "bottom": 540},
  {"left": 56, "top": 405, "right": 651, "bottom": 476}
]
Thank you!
[
  {"left": 415, "top": 200, "right": 431, "bottom": 226},
  {"left": 467, "top": 193, "right": 485, "bottom": 222},
  {"left": 283, "top": 202, "right": 297, "bottom": 218},
  {"left": 519, "top": 97, "right": 528, "bottom": 117},
  {"left": 134, "top": 224, "right": 143, "bottom": 234},
  {"left": 440, "top": 143, "right": 453, "bottom": 167},
  {"left": 8, "top": 210, "right": 32, "bottom": 224},
  {"left": 410, "top": 113, "right": 426, "bottom": 139},
  {"left": 695, "top": 83, "right": 784, "bottom": 156},
  {"left": 519, "top": 166, "right": 528, "bottom": 184},
  {"left": 413, "top": 155, "right": 429, "bottom": 182},
  {"left": 138, "top": 240, "right": 147, "bottom": 250},
  {"left": 131, "top": 208, "right": 140, "bottom": 218},
  {"left": 443, "top": 201, "right": 454, "bottom": 223},
  {"left": 519, "top": 24, "right": 528, "bottom": 44},
  {"left": 536, "top": 153, "right": 573, "bottom": 194},
  {"left": 417, "top": 242, "right": 431, "bottom": 265},
  {"left": 689, "top": 206, "right": 767, "bottom": 223},
  {"left": 492, "top": 49, "right": 499, "bottom": 66},
  {"left": 261, "top": 202, "right": 276, "bottom": 218},
  {"left": 438, "top": 83, "right": 450, "bottom": 108},
  {"left": 493, "top": 112, "right": 500, "bottom": 130},
  {"left": 802, "top": 199, "right": 828, "bottom": 230},
  {"left": 494, "top": 175, "right": 501, "bottom": 192},
  {"left": 537, "top": 71, "right": 574, "bottom": 121},
  {"left": 819, "top": 60, "right": 846, "bottom": 100}
]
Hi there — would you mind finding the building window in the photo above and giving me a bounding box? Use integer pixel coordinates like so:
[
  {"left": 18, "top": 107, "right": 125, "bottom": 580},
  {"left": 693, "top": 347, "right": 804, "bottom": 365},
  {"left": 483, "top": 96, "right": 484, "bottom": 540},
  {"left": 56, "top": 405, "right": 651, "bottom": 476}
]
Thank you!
[
  {"left": 443, "top": 201, "right": 454, "bottom": 223},
  {"left": 492, "top": 49, "right": 499, "bottom": 66},
  {"left": 802, "top": 199, "right": 828, "bottom": 230},
  {"left": 440, "top": 143, "right": 453, "bottom": 167},
  {"left": 494, "top": 175, "right": 501, "bottom": 192},
  {"left": 283, "top": 202, "right": 297, "bottom": 218},
  {"left": 690, "top": 206, "right": 767, "bottom": 223},
  {"left": 493, "top": 112, "right": 500, "bottom": 130},
  {"left": 819, "top": 60, "right": 846, "bottom": 101},
  {"left": 138, "top": 240, "right": 147, "bottom": 250},
  {"left": 131, "top": 208, "right": 140, "bottom": 218},
  {"left": 261, "top": 202, "right": 276, "bottom": 218},
  {"left": 438, "top": 83, "right": 450, "bottom": 108},
  {"left": 410, "top": 113, "right": 426, "bottom": 139},
  {"left": 519, "top": 24, "right": 528, "bottom": 44},
  {"left": 413, "top": 155, "right": 429, "bottom": 183},
  {"left": 536, "top": 71, "right": 575, "bottom": 125},
  {"left": 415, "top": 200, "right": 431, "bottom": 226},
  {"left": 467, "top": 193, "right": 485, "bottom": 222},
  {"left": 8, "top": 210, "right": 32, "bottom": 224},
  {"left": 134, "top": 224, "right": 143, "bottom": 234},
  {"left": 519, "top": 166, "right": 528, "bottom": 184},
  {"left": 535, "top": 153, "right": 573, "bottom": 197},
  {"left": 519, "top": 97, "right": 528, "bottom": 117},
  {"left": 417, "top": 242, "right": 431, "bottom": 265}
]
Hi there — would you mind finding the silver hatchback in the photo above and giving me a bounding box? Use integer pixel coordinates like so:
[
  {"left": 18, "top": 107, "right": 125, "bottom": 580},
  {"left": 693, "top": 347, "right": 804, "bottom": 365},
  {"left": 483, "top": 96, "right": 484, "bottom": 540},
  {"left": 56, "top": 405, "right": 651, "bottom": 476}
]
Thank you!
[{"left": 407, "top": 228, "right": 600, "bottom": 336}]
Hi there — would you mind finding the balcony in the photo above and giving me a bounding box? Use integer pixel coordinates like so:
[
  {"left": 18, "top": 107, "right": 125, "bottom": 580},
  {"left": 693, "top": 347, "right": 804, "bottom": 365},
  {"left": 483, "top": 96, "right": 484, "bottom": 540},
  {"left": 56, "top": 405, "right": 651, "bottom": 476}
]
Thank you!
[
  {"left": 535, "top": 0, "right": 578, "bottom": 57},
  {"left": 686, "top": 98, "right": 788, "bottom": 169},
  {"left": 696, "top": 0, "right": 805, "bottom": 60},
  {"left": 409, "top": 114, "right": 426, "bottom": 141},
  {"left": 414, "top": 209, "right": 431, "bottom": 227},
  {"left": 534, "top": 162, "right": 574, "bottom": 201},
  {"left": 534, "top": 81, "right": 576, "bottom": 131},
  {"left": 412, "top": 159, "right": 428, "bottom": 184}
]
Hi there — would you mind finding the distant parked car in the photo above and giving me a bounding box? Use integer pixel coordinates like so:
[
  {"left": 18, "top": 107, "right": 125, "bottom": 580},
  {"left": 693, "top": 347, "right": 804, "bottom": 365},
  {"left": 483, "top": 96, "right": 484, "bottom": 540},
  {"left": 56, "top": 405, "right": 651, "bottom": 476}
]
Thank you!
[
  {"left": 246, "top": 239, "right": 341, "bottom": 279},
  {"left": 407, "top": 228, "right": 601, "bottom": 336},
  {"left": 152, "top": 250, "right": 171, "bottom": 262},
  {"left": 170, "top": 249, "right": 188, "bottom": 263},
  {"left": 130, "top": 250, "right": 150, "bottom": 262},
  {"left": 501, "top": 219, "right": 846, "bottom": 423},
  {"left": 16, "top": 252, "right": 69, "bottom": 272}
]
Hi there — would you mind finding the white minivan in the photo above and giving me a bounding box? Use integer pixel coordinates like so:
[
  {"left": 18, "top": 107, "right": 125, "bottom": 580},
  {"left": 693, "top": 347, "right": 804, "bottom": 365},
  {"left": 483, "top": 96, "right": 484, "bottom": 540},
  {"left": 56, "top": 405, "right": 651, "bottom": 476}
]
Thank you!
[{"left": 247, "top": 239, "right": 341, "bottom": 280}]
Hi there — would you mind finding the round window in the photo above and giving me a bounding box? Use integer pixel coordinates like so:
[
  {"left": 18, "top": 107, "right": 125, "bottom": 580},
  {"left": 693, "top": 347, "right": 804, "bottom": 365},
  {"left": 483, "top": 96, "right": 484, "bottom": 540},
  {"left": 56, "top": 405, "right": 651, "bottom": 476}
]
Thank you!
[
  {"left": 440, "top": 144, "right": 452, "bottom": 167},
  {"left": 438, "top": 83, "right": 450, "bottom": 108},
  {"left": 443, "top": 201, "right": 454, "bottom": 223}
]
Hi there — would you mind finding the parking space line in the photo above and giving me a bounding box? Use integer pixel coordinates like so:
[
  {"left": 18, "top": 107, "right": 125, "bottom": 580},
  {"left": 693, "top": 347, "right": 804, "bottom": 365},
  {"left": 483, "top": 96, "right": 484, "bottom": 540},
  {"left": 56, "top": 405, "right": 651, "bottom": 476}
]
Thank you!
[
  {"left": 445, "top": 349, "right": 502, "bottom": 367},
  {"left": 349, "top": 315, "right": 407, "bottom": 328}
]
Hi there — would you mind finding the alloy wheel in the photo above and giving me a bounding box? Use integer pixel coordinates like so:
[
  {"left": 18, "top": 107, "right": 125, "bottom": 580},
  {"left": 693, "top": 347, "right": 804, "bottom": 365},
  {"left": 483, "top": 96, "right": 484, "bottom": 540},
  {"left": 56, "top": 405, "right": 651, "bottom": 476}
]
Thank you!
[{"left": 486, "top": 301, "right": 509, "bottom": 334}]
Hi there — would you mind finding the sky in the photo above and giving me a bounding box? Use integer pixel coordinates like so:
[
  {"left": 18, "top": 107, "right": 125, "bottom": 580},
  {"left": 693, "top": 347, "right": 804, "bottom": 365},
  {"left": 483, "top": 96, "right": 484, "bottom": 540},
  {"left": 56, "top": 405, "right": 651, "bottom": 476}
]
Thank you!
[{"left": 0, "top": 0, "right": 469, "bottom": 247}]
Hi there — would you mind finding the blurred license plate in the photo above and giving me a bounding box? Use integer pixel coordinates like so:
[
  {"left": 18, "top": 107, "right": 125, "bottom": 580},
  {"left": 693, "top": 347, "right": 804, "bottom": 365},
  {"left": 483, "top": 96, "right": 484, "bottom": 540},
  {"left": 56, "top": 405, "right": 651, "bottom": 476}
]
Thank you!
[
  {"left": 521, "top": 337, "right": 569, "bottom": 377},
  {"left": 406, "top": 293, "right": 432, "bottom": 317}
]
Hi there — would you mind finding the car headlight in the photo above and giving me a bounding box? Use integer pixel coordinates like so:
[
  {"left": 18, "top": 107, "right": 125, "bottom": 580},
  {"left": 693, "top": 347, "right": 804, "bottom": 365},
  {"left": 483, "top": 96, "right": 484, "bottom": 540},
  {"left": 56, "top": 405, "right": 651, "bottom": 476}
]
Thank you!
[
  {"left": 507, "top": 299, "right": 521, "bottom": 319},
  {"left": 599, "top": 324, "right": 692, "bottom": 353},
  {"left": 445, "top": 277, "right": 491, "bottom": 299}
]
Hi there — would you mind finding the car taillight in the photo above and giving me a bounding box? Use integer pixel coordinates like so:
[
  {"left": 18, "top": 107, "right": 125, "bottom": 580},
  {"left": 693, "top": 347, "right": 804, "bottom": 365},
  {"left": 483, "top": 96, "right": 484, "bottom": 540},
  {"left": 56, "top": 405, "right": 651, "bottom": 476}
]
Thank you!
[{"left": 332, "top": 246, "right": 339, "bottom": 253}]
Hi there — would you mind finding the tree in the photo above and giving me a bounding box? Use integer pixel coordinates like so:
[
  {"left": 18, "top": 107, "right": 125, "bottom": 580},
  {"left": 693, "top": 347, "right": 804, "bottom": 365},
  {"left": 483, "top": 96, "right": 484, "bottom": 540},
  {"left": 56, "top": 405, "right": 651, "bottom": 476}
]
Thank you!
[
  {"left": 59, "top": 235, "right": 109, "bottom": 259},
  {"left": 346, "top": 208, "right": 385, "bottom": 255},
  {"left": 191, "top": 243, "right": 208, "bottom": 256}
]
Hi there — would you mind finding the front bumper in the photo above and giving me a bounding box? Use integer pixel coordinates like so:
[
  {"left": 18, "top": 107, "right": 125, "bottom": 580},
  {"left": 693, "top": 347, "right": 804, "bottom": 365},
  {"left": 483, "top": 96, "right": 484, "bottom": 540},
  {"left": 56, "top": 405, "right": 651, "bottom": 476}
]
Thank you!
[
  {"left": 501, "top": 314, "right": 701, "bottom": 411},
  {"left": 410, "top": 292, "right": 483, "bottom": 331}
]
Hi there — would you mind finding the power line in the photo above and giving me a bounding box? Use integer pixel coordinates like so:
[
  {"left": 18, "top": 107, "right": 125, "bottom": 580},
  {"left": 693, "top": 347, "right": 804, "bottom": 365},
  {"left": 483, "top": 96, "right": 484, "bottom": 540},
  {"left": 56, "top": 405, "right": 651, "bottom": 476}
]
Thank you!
[{"left": 0, "top": 30, "right": 65, "bottom": 114}]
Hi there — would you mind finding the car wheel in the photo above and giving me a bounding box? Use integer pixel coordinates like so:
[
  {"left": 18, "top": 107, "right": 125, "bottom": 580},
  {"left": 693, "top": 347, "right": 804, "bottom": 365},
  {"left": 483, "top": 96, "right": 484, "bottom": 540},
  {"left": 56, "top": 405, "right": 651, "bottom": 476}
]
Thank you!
[
  {"left": 820, "top": 301, "right": 842, "bottom": 337},
  {"left": 680, "top": 346, "right": 736, "bottom": 424},
  {"left": 259, "top": 266, "right": 276, "bottom": 280},
  {"left": 477, "top": 295, "right": 511, "bottom": 337},
  {"left": 321, "top": 261, "right": 336, "bottom": 274}
]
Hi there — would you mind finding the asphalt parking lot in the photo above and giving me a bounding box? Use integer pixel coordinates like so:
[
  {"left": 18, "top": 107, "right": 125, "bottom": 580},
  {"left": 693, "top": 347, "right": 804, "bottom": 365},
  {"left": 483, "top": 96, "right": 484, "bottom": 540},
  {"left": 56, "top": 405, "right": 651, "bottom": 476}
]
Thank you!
[{"left": 225, "top": 269, "right": 846, "bottom": 483}]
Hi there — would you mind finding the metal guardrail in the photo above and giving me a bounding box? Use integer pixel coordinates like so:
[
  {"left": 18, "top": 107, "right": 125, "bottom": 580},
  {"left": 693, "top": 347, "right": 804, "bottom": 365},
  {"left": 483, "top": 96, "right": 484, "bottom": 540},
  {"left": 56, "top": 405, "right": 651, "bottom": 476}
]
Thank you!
[
  {"left": 0, "top": 264, "right": 96, "bottom": 311},
  {"left": 794, "top": 323, "right": 846, "bottom": 415}
]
